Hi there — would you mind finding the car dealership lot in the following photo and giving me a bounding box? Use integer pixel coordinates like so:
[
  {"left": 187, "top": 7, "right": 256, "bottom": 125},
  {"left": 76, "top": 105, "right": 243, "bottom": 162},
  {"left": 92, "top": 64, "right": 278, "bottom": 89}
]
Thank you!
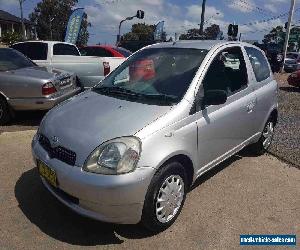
[{"left": 0, "top": 129, "right": 299, "bottom": 249}]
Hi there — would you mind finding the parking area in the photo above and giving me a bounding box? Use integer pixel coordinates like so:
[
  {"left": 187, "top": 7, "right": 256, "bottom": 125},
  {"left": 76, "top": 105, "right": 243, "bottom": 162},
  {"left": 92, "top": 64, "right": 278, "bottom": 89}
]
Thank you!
[{"left": 0, "top": 74, "right": 299, "bottom": 249}]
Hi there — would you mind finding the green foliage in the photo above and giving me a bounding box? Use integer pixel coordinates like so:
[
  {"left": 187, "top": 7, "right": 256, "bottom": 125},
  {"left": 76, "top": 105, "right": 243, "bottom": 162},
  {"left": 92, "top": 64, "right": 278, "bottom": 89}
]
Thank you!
[
  {"left": 262, "top": 26, "right": 285, "bottom": 45},
  {"left": 0, "top": 31, "right": 23, "bottom": 45},
  {"left": 123, "top": 23, "right": 155, "bottom": 41},
  {"left": 179, "top": 24, "right": 221, "bottom": 40},
  {"left": 29, "top": 0, "right": 89, "bottom": 45}
]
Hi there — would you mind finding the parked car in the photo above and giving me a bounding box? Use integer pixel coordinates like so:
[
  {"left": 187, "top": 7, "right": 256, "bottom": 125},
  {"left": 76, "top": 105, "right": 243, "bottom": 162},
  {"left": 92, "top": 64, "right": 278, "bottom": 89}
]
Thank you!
[
  {"left": 0, "top": 48, "right": 80, "bottom": 125},
  {"left": 287, "top": 71, "right": 300, "bottom": 87},
  {"left": 11, "top": 41, "right": 126, "bottom": 88},
  {"left": 284, "top": 52, "right": 300, "bottom": 72},
  {"left": 32, "top": 41, "right": 278, "bottom": 232},
  {"left": 80, "top": 45, "right": 132, "bottom": 58}
]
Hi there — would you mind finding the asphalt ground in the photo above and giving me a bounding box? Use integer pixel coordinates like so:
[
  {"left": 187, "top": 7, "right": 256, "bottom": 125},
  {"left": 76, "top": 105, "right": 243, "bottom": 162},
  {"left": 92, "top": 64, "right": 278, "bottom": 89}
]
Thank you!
[{"left": 0, "top": 130, "right": 299, "bottom": 249}]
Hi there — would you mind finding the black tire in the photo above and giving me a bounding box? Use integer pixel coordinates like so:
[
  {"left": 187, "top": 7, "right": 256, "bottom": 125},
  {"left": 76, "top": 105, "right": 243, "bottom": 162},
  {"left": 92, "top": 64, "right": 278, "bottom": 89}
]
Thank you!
[
  {"left": 141, "top": 161, "right": 188, "bottom": 232},
  {"left": 0, "top": 97, "right": 11, "bottom": 125},
  {"left": 246, "top": 119, "right": 275, "bottom": 156}
]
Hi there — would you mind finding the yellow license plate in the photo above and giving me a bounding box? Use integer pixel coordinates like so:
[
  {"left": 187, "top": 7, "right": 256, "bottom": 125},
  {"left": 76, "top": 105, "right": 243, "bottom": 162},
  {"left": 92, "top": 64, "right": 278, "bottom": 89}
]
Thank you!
[{"left": 38, "top": 161, "right": 57, "bottom": 187}]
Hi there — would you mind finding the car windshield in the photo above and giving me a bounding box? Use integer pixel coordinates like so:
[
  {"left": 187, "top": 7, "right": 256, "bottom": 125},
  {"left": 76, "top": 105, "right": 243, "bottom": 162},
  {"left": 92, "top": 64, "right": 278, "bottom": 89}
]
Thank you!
[
  {"left": 0, "top": 48, "right": 36, "bottom": 71},
  {"left": 94, "top": 48, "right": 207, "bottom": 105}
]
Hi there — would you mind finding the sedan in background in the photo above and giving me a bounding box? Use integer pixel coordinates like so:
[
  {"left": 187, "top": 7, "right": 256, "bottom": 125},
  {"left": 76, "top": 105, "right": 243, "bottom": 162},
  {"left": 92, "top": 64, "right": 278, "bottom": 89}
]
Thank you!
[
  {"left": 284, "top": 52, "right": 300, "bottom": 72},
  {"left": 80, "top": 45, "right": 132, "bottom": 58},
  {"left": 0, "top": 48, "right": 81, "bottom": 125},
  {"left": 287, "top": 71, "right": 300, "bottom": 88}
]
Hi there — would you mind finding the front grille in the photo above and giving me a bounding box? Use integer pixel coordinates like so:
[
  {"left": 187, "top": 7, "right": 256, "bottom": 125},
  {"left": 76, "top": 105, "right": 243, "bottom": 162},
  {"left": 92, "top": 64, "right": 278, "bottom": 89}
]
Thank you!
[{"left": 39, "top": 134, "right": 76, "bottom": 166}]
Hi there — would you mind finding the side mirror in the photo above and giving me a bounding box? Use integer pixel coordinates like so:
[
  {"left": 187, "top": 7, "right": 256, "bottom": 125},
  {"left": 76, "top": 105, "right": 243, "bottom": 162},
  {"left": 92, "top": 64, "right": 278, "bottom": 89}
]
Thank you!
[{"left": 203, "top": 89, "right": 227, "bottom": 107}]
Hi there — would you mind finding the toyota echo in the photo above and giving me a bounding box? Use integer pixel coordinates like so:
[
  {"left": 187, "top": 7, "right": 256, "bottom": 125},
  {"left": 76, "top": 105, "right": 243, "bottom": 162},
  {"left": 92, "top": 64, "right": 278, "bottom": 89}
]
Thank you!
[{"left": 32, "top": 40, "right": 278, "bottom": 232}]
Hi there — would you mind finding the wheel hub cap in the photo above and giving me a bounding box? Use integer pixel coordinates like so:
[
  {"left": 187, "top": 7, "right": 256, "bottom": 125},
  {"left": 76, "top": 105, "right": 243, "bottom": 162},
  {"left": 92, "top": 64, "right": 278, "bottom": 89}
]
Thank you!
[
  {"left": 262, "top": 121, "right": 274, "bottom": 149},
  {"left": 155, "top": 175, "right": 184, "bottom": 223}
]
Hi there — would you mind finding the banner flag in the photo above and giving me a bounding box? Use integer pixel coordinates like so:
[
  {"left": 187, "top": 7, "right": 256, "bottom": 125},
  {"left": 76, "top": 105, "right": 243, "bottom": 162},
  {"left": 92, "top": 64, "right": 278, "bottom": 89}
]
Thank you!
[{"left": 65, "top": 8, "right": 85, "bottom": 44}]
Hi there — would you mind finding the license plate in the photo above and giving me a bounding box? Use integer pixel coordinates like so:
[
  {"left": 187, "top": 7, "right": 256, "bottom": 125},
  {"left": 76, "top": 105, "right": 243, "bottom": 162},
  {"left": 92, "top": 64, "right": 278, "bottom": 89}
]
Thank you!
[{"left": 38, "top": 161, "right": 57, "bottom": 187}]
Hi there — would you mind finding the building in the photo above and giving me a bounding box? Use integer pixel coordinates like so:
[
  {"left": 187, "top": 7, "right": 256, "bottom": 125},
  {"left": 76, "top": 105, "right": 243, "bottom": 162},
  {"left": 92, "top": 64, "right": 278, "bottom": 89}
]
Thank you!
[{"left": 0, "top": 9, "right": 35, "bottom": 39}]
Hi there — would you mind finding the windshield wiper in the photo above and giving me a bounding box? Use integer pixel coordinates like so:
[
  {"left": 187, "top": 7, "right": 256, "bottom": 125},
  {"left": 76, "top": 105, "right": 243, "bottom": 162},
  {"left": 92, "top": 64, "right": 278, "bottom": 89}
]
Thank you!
[
  {"left": 93, "top": 86, "right": 142, "bottom": 97},
  {"left": 140, "top": 94, "right": 178, "bottom": 104}
]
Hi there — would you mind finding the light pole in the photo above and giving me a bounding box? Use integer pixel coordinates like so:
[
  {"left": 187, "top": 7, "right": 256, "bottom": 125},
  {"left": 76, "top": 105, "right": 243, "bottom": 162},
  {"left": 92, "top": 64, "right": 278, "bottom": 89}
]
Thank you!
[
  {"left": 282, "top": 0, "right": 296, "bottom": 72},
  {"left": 116, "top": 10, "right": 144, "bottom": 46},
  {"left": 199, "top": 0, "right": 206, "bottom": 35},
  {"left": 18, "top": 0, "right": 26, "bottom": 40}
]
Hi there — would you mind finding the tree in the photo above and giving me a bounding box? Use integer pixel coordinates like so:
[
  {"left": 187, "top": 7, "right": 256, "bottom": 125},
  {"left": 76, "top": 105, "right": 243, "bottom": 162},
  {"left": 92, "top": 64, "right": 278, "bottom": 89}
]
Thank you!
[
  {"left": 179, "top": 24, "right": 221, "bottom": 40},
  {"left": 262, "top": 26, "right": 285, "bottom": 45},
  {"left": 203, "top": 24, "right": 221, "bottom": 40},
  {"left": 29, "top": 0, "right": 89, "bottom": 45},
  {"left": 123, "top": 23, "right": 155, "bottom": 41},
  {"left": 179, "top": 28, "right": 201, "bottom": 40}
]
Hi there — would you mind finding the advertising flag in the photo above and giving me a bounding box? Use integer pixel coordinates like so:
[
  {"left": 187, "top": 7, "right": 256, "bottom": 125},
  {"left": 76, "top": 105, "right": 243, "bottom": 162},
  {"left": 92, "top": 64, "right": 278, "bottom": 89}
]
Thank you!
[
  {"left": 154, "top": 21, "right": 165, "bottom": 41},
  {"left": 65, "top": 8, "right": 85, "bottom": 44}
]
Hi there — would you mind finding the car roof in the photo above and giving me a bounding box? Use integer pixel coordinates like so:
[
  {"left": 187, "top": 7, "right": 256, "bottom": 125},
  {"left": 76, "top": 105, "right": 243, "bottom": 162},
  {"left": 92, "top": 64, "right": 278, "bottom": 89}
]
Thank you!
[
  {"left": 13, "top": 40, "right": 76, "bottom": 47},
  {"left": 145, "top": 40, "right": 251, "bottom": 51}
]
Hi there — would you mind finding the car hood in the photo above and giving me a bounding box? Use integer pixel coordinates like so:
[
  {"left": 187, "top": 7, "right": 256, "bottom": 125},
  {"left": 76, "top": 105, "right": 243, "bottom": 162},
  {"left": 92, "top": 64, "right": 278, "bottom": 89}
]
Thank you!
[
  {"left": 39, "top": 90, "right": 172, "bottom": 166},
  {"left": 10, "top": 66, "right": 71, "bottom": 80}
]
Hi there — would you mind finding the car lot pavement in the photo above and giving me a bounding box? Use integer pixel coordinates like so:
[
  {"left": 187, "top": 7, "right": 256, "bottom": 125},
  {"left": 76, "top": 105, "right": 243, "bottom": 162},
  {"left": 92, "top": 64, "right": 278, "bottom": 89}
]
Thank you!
[{"left": 0, "top": 130, "right": 299, "bottom": 249}]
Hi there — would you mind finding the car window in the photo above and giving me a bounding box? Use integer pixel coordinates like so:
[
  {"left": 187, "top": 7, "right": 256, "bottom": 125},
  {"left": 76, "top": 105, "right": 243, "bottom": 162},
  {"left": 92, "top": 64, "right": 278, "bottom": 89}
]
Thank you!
[
  {"left": 286, "top": 53, "right": 298, "bottom": 59},
  {"left": 245, "top": 47, "right": 270, "bottom": 82},
  {"left": 203, "top": 46, "right": 248, "bottom": 97},
  {"left": 53, "top": 43, "right": 80, "bottom": 56},
  {"left": 11, "top": 42, "right": 48, "bottom": 60},
  {"left": 80, "top": 47, "right": 113, "bottom": 57},
  {"left": 95, "top": 48, "right": 208, "bottom": 105},
  {"left": 114, "top": 47, "right": 132, "bottom": 57},
  {"left": 0, "top": 48, "right": 36, "bottom": 71}
]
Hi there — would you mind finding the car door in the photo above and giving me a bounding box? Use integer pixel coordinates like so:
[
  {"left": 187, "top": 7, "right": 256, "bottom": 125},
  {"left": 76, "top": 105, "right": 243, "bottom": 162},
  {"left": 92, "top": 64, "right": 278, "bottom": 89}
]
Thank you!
[{"left": 194, "top": 45, "right": 257, "bottom": 173}]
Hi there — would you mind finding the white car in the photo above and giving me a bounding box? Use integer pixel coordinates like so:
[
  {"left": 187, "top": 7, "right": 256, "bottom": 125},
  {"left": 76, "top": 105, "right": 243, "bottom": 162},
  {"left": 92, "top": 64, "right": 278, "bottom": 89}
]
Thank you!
[{"left": 12, "top": 41, "right": 126, "bottom": 88}]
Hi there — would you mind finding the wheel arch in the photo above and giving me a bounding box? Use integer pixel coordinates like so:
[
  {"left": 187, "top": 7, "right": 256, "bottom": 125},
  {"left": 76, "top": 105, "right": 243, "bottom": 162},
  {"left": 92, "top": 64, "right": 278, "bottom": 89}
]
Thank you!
[{"left": 156, "top": 154, "right": 194, "bottom": 188}]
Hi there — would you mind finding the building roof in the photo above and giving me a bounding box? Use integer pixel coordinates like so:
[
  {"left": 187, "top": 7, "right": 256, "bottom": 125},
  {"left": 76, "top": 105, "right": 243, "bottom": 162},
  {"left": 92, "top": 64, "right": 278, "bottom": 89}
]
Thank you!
[{"left": 0, "top": 10, "right": 32, "bottom": 25}]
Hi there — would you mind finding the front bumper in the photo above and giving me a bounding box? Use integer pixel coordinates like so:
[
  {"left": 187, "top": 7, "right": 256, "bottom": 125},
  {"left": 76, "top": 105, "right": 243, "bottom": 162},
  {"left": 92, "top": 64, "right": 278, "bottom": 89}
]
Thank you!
[
  {"left": 8, "top": 87, "right": 81, "bottom": 111},
  {"left": 32, "top": 138, "right": 155, "bottom": 224}
]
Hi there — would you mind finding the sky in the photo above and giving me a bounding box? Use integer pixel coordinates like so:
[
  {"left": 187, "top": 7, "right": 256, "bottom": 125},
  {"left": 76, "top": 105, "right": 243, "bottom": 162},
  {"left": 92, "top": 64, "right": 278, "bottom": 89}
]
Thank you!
[{"left": 0, "top": 0, "right": 298, "bottom": 45}]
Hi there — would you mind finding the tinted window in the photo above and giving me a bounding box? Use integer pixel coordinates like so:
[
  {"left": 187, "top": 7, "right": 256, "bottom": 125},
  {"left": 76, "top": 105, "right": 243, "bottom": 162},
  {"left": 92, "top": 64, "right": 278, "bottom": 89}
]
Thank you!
[
  {"left": 245, "top": 47, "right": 270, "bottom": 82},
  {"left": 95, "top": 48, "right": 208, "bottom": 105},
  {"left": 114, "top": 47, "right": 132, "bottom": 57},
  {"left": 0, "top": 48, "right": 35, "bottom": 71},
  {"left": 80, "top": 47, "right": 113, "bottom": 57},
  {"left": 11, "top": 42, "right": 48, "bottom": 60},
  {"left": 203, "top": 47, "right": 248, "bottom": 96},
  {"left": 286, "top": 53, "right": 298, "bottom": 59},
  {"left": 53, "top": 44, "right": 80, "bottom": 56}
]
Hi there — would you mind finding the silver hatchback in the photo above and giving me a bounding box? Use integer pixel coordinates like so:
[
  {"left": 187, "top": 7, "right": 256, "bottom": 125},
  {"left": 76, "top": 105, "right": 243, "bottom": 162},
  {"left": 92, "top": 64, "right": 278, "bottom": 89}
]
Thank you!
[{"left": 32, "top": 40, "right": 278, "bottom": 232}]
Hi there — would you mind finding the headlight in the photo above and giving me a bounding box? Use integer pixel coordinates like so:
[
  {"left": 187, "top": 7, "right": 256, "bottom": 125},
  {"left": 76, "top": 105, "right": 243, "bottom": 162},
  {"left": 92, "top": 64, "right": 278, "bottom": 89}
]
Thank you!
[{"left": 83, "top": 137, "right": 141, "bottom": 175}]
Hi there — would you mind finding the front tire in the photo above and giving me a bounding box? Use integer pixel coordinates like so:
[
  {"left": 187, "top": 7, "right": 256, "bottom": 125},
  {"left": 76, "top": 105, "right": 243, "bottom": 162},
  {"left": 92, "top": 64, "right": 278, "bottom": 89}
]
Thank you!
[
  {"left": 247, "top": 119, "right": 275, "bottom": 155},
  {"left": 0, "top": 97, "right": 11, "bottom": 125},
  {"left": 141, "top": 162, "right": 187, "bottom": 232}
]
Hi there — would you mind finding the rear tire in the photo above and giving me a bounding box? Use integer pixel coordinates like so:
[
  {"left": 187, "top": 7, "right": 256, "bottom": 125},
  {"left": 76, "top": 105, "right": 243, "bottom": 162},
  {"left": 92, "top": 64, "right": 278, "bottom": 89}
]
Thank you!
[
  {"left": 247, "top": 119, "right": 275, "bottom": 155},
  {"left": 141, "top": 162, "right": 187, "bottom": 232},
  {"left": 0, "top": 97, "right": 11, "bottom": 125}
]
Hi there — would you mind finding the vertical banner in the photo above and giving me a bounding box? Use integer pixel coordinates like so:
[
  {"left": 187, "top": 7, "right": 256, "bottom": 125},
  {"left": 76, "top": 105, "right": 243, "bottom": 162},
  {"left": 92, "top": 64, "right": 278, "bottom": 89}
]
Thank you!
[
  {"left": 154, "top": 21, "right": 165, "bottom": 41},
  {"left": 65, "top": 8, "right": 85, "bottom": 44}
]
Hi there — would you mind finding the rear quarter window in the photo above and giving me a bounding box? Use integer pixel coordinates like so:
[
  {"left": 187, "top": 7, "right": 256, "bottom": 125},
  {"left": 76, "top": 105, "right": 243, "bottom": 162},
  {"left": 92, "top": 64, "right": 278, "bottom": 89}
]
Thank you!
[
  {"left": 11, "top": 42, "right": 48, "bottom": 60},
  {"left": 245, "top": 47, "right": 270, "bottom": 82}
]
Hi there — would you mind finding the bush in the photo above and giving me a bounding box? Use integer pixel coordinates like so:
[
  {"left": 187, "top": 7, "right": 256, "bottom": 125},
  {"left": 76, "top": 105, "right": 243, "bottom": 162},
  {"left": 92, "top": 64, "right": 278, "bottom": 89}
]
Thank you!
[{"left": 0, "top": 32, "right": 23, "bottom": 46}]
